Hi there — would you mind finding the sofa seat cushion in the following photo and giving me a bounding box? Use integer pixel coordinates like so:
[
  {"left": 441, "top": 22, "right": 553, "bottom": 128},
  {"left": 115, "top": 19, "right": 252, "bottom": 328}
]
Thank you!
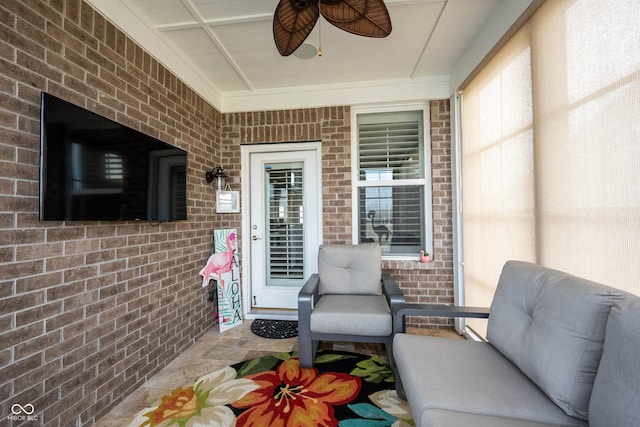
[
  {"left": 318, "top": 243, "right": 382, "bottom": 295},
  {"left": 422, "top": 409, "right": 580, "bottom": 427},
  {"left": 487, "top": 260, "right": 629, "bottom": 419},
  {"left": 393, "top": 334, "right": 586, "bottom": 427},
  {"left": 588, "top": 298, "right": 640, "bottom": 427},
  {"left": 310, "top": 294, "right": 391, "bottom": 336}
]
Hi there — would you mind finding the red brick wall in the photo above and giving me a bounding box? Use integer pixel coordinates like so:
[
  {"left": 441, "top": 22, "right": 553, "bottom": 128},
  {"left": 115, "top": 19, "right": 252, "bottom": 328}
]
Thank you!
[
  {"left": 401, "top": 99, "right": 455, "bottom": 328},
  {"left": 221, "top": 107, "right": 354, "bottom": 244},
  {"left": 0, "top": 1, "right": 221, "bottom": 425},
  {"left": 222, "top": 101, "right": 455, "bottom": 327}
]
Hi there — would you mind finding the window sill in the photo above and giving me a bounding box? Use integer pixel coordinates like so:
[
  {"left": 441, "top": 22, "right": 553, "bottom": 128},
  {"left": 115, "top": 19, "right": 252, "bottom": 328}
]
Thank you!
[{"left": 382, "top": 258, "right": 434, "bottom": 270}]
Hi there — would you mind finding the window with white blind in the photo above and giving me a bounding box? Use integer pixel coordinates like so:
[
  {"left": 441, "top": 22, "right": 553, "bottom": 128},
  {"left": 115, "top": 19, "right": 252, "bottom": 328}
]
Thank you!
[{"left": 352, "top": 104, "right": 432, "bottom": 257}]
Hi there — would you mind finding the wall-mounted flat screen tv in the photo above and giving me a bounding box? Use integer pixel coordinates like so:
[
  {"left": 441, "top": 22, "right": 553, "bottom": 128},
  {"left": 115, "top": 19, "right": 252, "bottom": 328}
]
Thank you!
[{"left": 40, "top": 92, "right": 188, "bottom": 221}]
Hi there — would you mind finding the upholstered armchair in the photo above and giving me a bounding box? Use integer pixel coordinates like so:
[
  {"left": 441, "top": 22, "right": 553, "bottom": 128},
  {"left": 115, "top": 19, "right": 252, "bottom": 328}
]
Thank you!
[{"left": 297, "top": 243, "right": 405, "bottom": 368}]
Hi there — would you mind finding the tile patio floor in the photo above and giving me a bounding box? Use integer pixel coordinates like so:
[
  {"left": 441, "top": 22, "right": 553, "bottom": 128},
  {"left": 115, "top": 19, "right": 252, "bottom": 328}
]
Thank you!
[{"left": 94, "top": 320, "right": 460, "bottom": 426}]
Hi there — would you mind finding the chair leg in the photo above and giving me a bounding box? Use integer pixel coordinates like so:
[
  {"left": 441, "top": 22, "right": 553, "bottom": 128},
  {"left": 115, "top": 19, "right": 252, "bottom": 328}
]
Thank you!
[
  {"left": 385, "top": 342, "right": 395, "bottom": 371},
  {"left": 395, "top": 375, "right": 407, "bottom": 400},
  {"left": 299, "top": 340, "right": 320, "bottom": 368},
  {"left": 298, "top": 327, "right": 315, "bottom": 368},
  {"left": 388, "top": 342, "right": 407, "bottom": 400}
]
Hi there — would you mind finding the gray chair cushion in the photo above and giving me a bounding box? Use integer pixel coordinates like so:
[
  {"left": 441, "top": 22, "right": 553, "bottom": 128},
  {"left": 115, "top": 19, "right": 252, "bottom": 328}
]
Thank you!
[
  {"left": 589, "top": 298, "right": 640, "bottom": 427},
  {"left": 487, "top": 260, "right": 629, "bottom": 420},
  {"left": 393, "top": 334, "right": 586, "bottom": 427},
  {"left": 317, "top": 243, "right": 382, "bottom": 295},
  {"left": 310, "top": 294, "right": 391, "bottom": 336}
]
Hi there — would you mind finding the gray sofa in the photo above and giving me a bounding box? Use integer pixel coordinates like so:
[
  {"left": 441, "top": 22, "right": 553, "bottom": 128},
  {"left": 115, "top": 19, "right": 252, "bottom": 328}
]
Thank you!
[{"left": 393, "top": 260, "right": 640, "bottom": 427}]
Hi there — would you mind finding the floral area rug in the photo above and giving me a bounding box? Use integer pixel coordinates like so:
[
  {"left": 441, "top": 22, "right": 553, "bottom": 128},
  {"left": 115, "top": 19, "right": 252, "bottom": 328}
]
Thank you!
[{"left": 128, "top": 350, "right": 414, "bottom": 426}]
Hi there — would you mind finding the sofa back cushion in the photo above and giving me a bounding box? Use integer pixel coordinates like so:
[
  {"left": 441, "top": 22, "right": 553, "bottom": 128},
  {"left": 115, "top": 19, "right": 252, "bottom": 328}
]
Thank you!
[
  {"left": 318, "top": 243, "right": 382, "bottom": 295},
  {"left": 589, "top": 298, "right": 640, "bottom": 427},
  {"left": 487, "top": 260, "right": 629, "bottom": 420}
]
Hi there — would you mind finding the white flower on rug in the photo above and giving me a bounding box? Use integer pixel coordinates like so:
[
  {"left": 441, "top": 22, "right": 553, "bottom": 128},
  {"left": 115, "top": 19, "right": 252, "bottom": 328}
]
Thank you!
[
  {"left": 369, "top": 389, "right": 414, "bottom": 427},
  {"left": 128, "top": 367, "right": 259, "bottom": 427}
]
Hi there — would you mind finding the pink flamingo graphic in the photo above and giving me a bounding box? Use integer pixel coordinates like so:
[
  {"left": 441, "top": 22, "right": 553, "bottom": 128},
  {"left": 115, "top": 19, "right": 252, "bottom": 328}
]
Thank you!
[{"left": 199, "top": 231, "right": 238, "bottom": 287}]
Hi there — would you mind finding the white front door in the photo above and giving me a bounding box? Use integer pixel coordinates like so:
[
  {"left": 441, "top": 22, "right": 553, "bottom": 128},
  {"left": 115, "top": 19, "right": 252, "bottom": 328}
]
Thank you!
[{"left": 242, "top": 143, "right": 322, "bottom": 313}]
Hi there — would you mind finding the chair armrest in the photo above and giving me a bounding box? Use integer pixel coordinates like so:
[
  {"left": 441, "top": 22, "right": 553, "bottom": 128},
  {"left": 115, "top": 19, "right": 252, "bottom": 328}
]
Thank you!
[
  {"left": 299, "top": 273, "right": 320, "bottom": 302},
  {"left": 298, "top": 274, "right": 320, "bottom": 325},
  {"left": 382, "top": 274, "right": 405, "bottom": 307},
  {"left": 393, "top": 303, "right": 490, "bottom": 334}
]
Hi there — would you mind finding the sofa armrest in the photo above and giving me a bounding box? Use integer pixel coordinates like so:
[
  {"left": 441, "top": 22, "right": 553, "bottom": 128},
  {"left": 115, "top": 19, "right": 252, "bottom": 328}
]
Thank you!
[
  {"left": 393, "top": 303, "right": 490, "bottom": 334},
  {"left": 382, "top": 274, "right": 405, "bottom": 308}
]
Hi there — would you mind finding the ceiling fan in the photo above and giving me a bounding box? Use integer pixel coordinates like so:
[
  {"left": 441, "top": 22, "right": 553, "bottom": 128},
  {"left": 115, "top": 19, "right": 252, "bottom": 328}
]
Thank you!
[{"left": 273, "top": 0, "right": 392, "bottom": 56}]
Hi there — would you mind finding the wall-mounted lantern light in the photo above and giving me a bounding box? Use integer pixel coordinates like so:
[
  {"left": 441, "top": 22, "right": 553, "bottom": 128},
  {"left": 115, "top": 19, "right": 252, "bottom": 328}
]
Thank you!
[{"left": 205, "top": 166, "right": 227, "bottom": 190}]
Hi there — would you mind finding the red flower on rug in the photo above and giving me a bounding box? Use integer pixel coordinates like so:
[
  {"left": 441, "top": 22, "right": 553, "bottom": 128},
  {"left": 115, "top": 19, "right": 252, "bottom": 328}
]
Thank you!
[{"left": 231, "top": 357, "right": 361, "bottom": 427}]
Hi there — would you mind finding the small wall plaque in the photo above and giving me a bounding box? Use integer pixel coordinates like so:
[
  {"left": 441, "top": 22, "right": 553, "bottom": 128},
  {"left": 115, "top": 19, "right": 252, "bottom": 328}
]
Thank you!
[{"left": 216, "top": 190, "right": 240, "bottom": 213}]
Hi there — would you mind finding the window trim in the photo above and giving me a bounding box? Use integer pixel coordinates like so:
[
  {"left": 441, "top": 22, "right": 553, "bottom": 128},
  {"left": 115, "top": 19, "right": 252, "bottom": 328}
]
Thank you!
[{"left": 351, "top": 102, "right": 433, "bottom": 260}]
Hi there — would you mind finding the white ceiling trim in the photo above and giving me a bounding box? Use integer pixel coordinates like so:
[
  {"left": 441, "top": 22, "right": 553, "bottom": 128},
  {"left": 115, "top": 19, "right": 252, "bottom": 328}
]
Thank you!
[
  {"left": 410, "top": 0, "right": 447, "bottom": 78},
  {"left": 200, "top": 25, "right": 254, "bottom": 91},
  {"left": 156, "top": 14, "right": 274, "bottom": 31},
  {"left": 221, "top": 76, "right": 450, "bottom": 113}
]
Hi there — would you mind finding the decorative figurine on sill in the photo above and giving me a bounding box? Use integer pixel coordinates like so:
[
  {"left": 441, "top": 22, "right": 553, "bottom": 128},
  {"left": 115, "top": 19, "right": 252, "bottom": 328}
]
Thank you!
[{"left": 420, "top": 250, "right": 431, "bottom": 263}]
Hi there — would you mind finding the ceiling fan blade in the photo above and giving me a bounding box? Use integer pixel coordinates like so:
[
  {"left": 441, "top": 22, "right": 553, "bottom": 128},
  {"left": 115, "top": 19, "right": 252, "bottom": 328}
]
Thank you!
[
  {"left": 320, "top": 0, "right": 392, "bottom": 38},
  {"left": 273, "top": 0, "right": 320, "bottom": 56}
]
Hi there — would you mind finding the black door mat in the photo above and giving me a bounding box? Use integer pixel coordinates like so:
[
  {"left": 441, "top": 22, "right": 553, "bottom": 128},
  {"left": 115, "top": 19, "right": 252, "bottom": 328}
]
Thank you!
[{"left": 250, "top": 319, "right": 298, "bottom": 339}]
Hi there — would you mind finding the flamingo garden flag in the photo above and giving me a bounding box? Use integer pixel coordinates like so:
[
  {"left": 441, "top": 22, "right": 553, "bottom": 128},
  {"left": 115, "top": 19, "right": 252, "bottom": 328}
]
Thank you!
[{"left": 199, "top": 229, "right": 243, "bottom": 332}]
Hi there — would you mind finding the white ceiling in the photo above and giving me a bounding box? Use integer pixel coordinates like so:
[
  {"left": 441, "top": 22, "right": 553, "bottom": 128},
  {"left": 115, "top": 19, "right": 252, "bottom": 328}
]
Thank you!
[{"left": 86, "top": 0, "right": 527, "bottom": 112}]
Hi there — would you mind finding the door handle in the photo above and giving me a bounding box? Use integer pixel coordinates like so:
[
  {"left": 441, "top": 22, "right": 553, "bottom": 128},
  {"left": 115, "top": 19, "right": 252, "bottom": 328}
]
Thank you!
[{"left": 252, "top": 235, "right": 261, "bottom": 240}]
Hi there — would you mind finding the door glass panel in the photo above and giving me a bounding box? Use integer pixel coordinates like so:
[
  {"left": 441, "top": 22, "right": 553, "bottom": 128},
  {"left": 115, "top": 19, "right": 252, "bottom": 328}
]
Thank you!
[{"left": 266, "top": 162, "right": 304, "bottom": 285}]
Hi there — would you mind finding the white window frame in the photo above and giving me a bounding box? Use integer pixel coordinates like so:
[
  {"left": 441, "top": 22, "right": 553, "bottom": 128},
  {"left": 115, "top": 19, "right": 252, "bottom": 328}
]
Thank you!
[{"left": 351, "top": 102, "right": 433, "bottom": 260}]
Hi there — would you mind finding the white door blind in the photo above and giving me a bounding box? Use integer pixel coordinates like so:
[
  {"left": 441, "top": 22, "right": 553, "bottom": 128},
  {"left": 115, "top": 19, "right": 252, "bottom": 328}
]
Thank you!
[{"left": 267, "top": 166, "right": 304, "bottom": 282}]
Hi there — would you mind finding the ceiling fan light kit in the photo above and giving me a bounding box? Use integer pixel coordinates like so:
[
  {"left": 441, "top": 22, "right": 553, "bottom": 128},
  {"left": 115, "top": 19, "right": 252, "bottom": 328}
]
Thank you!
[
  {"left": 293, "top": 42, "right": 321, "bottom": 59},
  {"left": 273, "top": 0, "right": 392, "bottom": 57}
]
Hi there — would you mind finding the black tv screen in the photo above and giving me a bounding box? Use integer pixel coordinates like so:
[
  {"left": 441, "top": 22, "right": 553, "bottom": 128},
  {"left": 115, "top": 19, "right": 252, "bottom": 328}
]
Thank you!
[{"left": 39, "top": 92, "right": 188, "bottom": 221}]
